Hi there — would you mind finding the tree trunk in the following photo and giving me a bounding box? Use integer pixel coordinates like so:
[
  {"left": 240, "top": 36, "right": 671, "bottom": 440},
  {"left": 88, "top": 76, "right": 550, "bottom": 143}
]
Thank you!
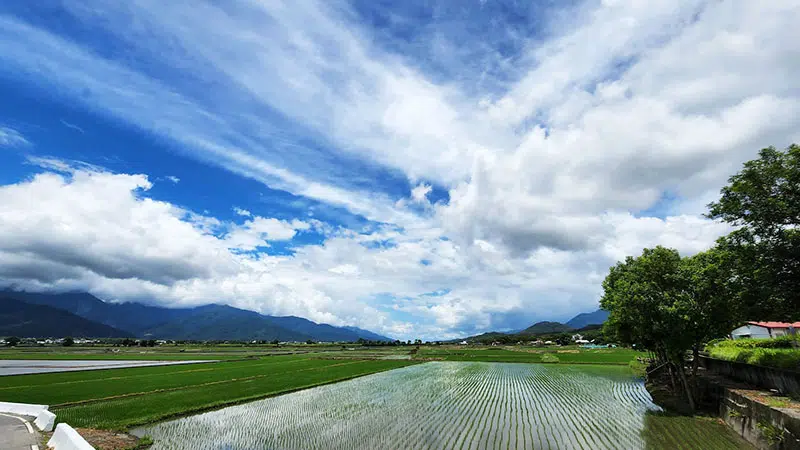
[
  {"left": 691, "top": 346, "right": 700, "bottom": 405},
  {"left": 666, "top": 362, "right": 677, "bottom": 392},
  {"left": 677, "top": 358, "right": 696, "bottom": 412}
]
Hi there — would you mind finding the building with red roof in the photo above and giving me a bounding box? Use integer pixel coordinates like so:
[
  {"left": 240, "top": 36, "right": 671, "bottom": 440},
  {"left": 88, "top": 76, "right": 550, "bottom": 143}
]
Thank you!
[{"left": 731, "top": 321, "right": 800, "bottom": 339}]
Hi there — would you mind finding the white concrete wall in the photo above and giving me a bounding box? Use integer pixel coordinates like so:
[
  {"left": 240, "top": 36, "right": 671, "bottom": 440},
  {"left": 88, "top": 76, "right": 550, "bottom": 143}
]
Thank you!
[
  {"left": 34, "top": 409, "right": 56, "bottom": 431},
  {"left": 47, "top": 423, "right": 95, "bottom": 450},
  {"left": 731, "top": 324, "right": 771, "bottom": 339},
  {"left": 0, "top": 401, "right": 48, "bottom": 417}
]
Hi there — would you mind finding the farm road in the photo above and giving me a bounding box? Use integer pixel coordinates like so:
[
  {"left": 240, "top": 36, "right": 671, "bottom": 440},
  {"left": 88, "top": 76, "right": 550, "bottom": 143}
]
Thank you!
[{"left": 0, "top": 413, "right": 40, "bottom": 450}]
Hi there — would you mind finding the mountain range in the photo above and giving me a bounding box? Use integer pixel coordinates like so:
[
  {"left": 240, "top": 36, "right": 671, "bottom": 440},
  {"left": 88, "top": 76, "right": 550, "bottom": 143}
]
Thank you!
[
  {"left": 0, "top": 290, "right": 391, "bottom": 342},
  {"left": 565, "top": 309, "right": 610, "bottom": 329},
  {"left": 0, "top": 297, "right": 133, "bottom": 338},
  {"left": 455, "top": 309, "right": 609, "bottom": 342}
]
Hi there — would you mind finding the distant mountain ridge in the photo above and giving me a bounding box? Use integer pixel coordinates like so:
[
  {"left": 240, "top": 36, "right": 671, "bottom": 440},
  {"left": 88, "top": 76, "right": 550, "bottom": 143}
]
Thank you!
[
  {"left": 519, "top": 321, "right": 573, "bottom": 335},
  {"left": 455, "top": 308, "right": 609, "bottom": 342},
  {"left": 0, "top": 297, "right": 132, "bottom": 338},
  {"left": 565, "top": 309, "right": 609, "bottom": 329},
  {"left": 1, "top": 290, "right": 392, "bottom": 342}
]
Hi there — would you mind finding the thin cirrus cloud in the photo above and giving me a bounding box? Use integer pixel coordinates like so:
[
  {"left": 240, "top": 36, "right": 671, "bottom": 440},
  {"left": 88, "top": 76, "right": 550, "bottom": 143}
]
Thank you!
[
  {"left": 0, "top": 0, "right": 798, "bottom": 338},
  {"left": 0, "top": 125, "right": 29, "bottom": 148}
]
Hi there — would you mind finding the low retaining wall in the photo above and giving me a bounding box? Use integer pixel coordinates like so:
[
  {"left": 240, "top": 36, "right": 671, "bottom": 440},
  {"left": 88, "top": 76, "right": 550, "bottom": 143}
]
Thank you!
[
  {"left": 34, "top": 409, "right": 56, "bottom": 432},
  {"left": 700, "top": 356, "right": 800, "bottom": 398},
  {"left": 720, "top": 388, "right": 800, "bottom": 450},
  {"left": 48, "top": 423, "right": 95, "bottom": 450},
  {"left": 0, "top": 400, "right": 48, "bottom": 417},
  {"left": 0, "top": 401, "right": 56, "bottom": 431}
]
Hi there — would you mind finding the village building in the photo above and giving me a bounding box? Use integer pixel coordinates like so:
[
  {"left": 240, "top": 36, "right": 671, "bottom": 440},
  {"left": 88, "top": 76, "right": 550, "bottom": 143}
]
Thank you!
[{"left": 730, "top": 321, "right": 800, "bottom": 339}]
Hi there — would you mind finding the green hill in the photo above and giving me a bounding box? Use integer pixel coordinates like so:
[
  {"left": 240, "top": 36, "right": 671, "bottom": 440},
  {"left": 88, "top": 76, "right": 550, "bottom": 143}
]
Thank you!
[{"left": 520, "top": 321, "right": 574, "bottom": 335}]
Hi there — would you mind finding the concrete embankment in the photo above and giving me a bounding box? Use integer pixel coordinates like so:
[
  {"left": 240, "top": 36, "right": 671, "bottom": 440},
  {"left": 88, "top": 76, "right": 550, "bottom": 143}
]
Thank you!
[
  {"left": 647, "top": 366, "right": 800, "bottom": 449},
  {"left": 713, "top": 382, "right": 800, "bottom": 449}
]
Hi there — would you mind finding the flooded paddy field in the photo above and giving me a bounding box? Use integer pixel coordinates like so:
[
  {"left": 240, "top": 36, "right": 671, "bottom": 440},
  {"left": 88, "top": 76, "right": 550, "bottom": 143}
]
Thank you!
[
  {"left": 0, "top": 359, "right": 215, "bottom": 376},
  {"left": 136, "top": 362, "right": 750, "bottom": 450}
]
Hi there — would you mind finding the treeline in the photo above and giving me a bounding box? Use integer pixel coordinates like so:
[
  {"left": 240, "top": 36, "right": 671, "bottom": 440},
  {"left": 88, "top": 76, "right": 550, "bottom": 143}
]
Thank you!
[
  {"left": 601, "top": 144, "right": 799, "bottom": 410},
  {"left": 463, "top": 326, "right": 608, "bottom": 346}
]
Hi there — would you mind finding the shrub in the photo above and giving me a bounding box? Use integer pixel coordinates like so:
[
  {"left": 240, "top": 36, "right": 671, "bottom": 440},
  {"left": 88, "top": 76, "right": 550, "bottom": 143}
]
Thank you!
[
  {"left": 707, "top": 346, "right": 800, "bottom": 371},
  {"left": 707, "top": 335, "right": 798, "bottom": 351}
]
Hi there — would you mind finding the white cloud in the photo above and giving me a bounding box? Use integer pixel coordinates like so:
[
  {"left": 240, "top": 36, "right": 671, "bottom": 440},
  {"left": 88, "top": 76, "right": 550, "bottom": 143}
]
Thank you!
[
  {"left": 0, "top": 1, "right": 797, "bottom": 338},
  {"left": 410, "top": 183, "right": 433, "bottom": 204},
  {"left": 165, "top": 175, "right": 180, "bottom": 183},
  {"left": 233, "top": 207, "right": 251, "bottom": 217},
  {"left": 0, "top": 125, "right": 29, "bottom": 147},
  {"left": 224, "top": 217, "right": 309, "bottom": 251}
]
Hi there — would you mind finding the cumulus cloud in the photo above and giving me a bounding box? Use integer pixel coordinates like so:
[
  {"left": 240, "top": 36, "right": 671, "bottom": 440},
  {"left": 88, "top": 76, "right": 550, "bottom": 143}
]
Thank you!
[
  {"left": 0, "top": 1, "right": 797, "bottom": 338},
  {"left": 233, "top": 207, "right": 251, "bottom": 217},
  {"left": 410, "top": 184, "right": 433, "bottom": 204}
]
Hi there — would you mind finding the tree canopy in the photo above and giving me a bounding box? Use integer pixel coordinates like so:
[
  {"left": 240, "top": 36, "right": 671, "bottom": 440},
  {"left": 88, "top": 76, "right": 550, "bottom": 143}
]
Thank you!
[
  {"left": 707, "top": 144, "right": 800, "bottom": 320},
  {"left": 600, "top": 143, "right": 799, "bottom": 410}
]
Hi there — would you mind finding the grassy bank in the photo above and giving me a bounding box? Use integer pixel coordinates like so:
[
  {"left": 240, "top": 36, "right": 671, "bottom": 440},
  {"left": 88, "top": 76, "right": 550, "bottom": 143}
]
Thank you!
[{"left": 706, "top": 337, "right": 800, "bottom": 371}]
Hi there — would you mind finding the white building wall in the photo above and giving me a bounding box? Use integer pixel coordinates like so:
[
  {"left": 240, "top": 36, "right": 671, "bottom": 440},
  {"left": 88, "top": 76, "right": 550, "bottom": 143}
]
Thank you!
[{"left": 731, "top": 324, "right": 772, "bottom": 339}]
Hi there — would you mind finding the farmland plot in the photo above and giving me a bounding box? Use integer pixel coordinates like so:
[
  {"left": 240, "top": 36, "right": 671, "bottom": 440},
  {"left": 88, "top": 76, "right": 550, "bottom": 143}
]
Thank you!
[{"left": 135, "top": 362, "right": 750, "bottom": 449}]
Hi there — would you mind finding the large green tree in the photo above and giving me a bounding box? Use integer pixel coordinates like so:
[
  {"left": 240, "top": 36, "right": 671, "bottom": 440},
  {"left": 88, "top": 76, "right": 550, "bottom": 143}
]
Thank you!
[
  {"left": 601, "top": 246, "right": 737, "bottom": 410},
  {"left": 707, "top": 144, "right": 800, "bottom": 320}
]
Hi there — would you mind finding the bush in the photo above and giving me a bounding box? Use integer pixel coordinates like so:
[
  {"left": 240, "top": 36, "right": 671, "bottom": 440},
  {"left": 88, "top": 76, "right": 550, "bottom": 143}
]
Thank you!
[
  {"left": 707, "top": 335, "right": 798, "bottom": 351},
  {"left": 708, "top": 346, "right": 800, "bottom": 371}
]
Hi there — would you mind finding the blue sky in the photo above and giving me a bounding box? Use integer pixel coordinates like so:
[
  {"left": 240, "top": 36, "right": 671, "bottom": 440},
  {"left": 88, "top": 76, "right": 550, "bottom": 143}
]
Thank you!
[{"left": 0, "top": 0, "right": 798, "bottom": 339}]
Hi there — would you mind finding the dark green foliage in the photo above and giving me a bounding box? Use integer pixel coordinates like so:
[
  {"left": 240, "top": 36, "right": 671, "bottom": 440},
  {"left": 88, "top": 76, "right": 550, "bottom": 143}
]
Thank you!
[
  {"left": 63, "top": 337, "right": 74, "bottom": 347},
  {"left": 707, "top": 144, "right": 800, "bottom": 320},
  {"left": 600, "top": 246, "right": 739, "bottom": 409}
]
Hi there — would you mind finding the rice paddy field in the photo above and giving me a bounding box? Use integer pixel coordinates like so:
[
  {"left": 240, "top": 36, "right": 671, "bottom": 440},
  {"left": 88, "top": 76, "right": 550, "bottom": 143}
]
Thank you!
[
  {"left": 417, "top": 346, "right": 640, "bottom": 364},
  {"left": 0, "top": 354, "right": 417, "bottom": 429},
  {"left": 134, "top": 362, "right": 750, "bottom": 450}
]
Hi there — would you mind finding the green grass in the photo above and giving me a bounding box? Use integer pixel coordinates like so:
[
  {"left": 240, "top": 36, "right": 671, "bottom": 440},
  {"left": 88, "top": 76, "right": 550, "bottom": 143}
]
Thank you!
[
  {"left": 416, "top": 346, "right": 640, "bottom": 365},
  {"left": 0, "top": 353, "right": 417, "bottom": 430},
  {"left": 641, "top": 413, "right": 752, "bottom": 449},
  {"left": 707, "top": 346, "right": 800, "bottom": 371},
  {"left": 708, "top": 336, "right": 799, "bottom": 350},
  {"left": 51, "top": 359, "right": 416, "bottom": 429},
  {"left": 0, "top": 356, "right": 342, "bottom": 404}
]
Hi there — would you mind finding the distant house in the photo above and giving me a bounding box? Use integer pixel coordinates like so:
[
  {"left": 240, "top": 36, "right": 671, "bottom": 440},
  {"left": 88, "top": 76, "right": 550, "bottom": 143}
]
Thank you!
[
  {"left": 731, "top": 322, "right": 800, "bottom": 339},
  {"left": 459, "top": 340, "right": 468, "bottom": 345},
  {"left": 571, "top": 334, "right": 584, "bottom": 341},
  {"left": 574, "top": 339, "right": 591, "bottom": 344}
]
